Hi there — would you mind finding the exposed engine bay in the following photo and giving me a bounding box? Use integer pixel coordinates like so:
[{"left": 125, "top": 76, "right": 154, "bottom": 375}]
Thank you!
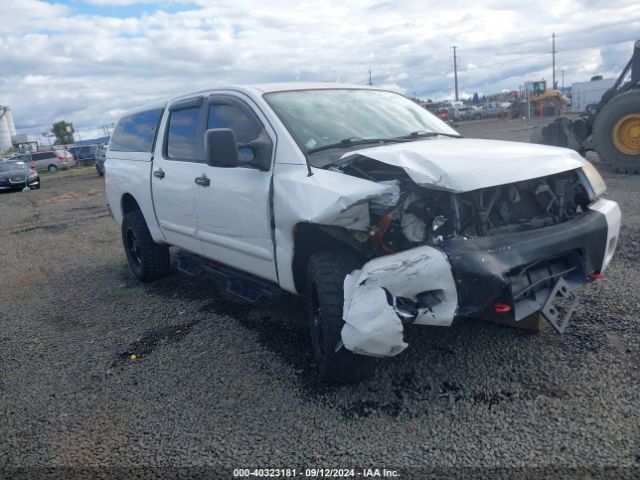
[
  {"left": 324, "top": 155, "right": 593, "bottom": 257},
  {"left": 268, "top": 138, "right": 621, "bottom": 358}
]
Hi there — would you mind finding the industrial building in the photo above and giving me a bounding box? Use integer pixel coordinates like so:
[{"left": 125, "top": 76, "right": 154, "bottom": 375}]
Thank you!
[{"left": 0, "top": 105, "right": 17, "bottom": 154}]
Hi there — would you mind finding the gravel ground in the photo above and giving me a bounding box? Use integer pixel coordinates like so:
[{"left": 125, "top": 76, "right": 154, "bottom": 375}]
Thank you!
[{"left": 1, "top": 123, "right": 639, "bottom": 479}]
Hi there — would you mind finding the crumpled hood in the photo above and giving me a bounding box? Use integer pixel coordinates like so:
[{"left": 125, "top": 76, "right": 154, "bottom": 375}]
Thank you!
[{"left": 341, "top": 138, "right": 586, "bottom": 192}]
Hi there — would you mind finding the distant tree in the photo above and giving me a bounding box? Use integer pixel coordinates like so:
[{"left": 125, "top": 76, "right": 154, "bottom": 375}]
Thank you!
[
  {"left": 51, "top": 121, "right": 75, "bottom": 145},
  {"left": 482, "top": 94, "right": 486, "bottom": 102},
  {"left": 472, "top": 92, "right": 479, "bottom": 104}
]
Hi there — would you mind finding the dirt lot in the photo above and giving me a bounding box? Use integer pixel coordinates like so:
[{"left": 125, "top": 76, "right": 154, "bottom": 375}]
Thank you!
[{"left": 1, "top": 120, "right": 639, "bottom": 478}]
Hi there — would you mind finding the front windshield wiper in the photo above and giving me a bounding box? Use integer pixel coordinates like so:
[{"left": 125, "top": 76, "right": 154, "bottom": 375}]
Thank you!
[
  {"left": 306, "top": 137, "right": 411, "bottom": 154},
  {"left": 394, "top": 130, "right": 463, "bottom": 140},
  {"left": 306, "top": 130, "right": 462, "bottom": 155}
]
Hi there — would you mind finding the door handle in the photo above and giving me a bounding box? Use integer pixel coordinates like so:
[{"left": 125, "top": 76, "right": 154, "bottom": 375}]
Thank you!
[
  {"left": 194, "top": 174, "right": 210, "bottom": 187},
  {"left": 153, "top": 168, "right": 165, "bottom": 179}
]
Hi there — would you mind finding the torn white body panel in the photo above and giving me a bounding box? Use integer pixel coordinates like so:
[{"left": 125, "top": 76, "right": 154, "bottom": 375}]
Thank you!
[
  {"left": 342, "top": 138, "right": 586, "bottom": 192},
  {"left": 274, "top": 165, "right": 399, "bottom": 230},
  {"left": 341, "top": 245, "right": 458, "bottom": 357},
  {"left": 272, "top": 163, "right": 401, "bottom": 293}
]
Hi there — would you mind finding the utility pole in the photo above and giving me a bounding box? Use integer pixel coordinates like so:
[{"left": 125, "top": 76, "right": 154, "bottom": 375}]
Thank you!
[
  {"left": 368, "top": 68, "right": 372, "bottom": 86},
  {"left": 552, "top": 32, "right": 557, "bottom": 89},
  {"left": 561, "top": 68, "right": 566, "bottom": 90},
  {"left": 452, "top": 46, "right": 459, "bottom": 101}
]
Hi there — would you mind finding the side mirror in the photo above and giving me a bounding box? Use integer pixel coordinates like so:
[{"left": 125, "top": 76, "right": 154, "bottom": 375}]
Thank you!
[
  {"left": 204, "top": 128, "right": 239, "bottom": 168},
  {"left": 245, "top": 130, "right": 272, "bottom": 171}
]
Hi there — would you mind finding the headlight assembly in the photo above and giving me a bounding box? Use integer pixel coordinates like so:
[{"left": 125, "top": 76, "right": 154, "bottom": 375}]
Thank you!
[{"left": 580, "top": 160, "right": 607, "bottom": 198}]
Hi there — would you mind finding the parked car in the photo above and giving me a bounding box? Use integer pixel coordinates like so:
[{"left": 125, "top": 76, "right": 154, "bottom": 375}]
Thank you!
[
  {"left": 68, "top": 145, "right": 97, "bottom": 166},
  {"left": 0, "top": 160, "right": 40, "bottom": 191},
  {"left": 453, "top": 106, "right": 482, "bottom": 121},
  {"left": 105, "top": 84, "right": 620, "bottom": 384},
  {"left": 95, "top": 144, "right": 106, "bottom": 176},
  {"left": 23, "top": 150, "right": 72, "bottom": 172},
  {"left": 1, "top": 152, "right": 26, "bottom": 162},
  {"left": 478, "top": 102, "right": 509, "bottom": 119},
  {"left": 436, "top": 107, "right": 449, "bottom": 121}
]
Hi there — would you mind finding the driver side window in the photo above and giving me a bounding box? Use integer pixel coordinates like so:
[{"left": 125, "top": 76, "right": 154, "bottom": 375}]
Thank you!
[{"left": 207, "top": 103, "right": 269, "bottom": 167}]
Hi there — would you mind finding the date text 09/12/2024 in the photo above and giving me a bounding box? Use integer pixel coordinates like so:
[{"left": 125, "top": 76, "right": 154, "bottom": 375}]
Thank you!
[{"left": 233, "top": 468, "right": 400, "bottom": 478}]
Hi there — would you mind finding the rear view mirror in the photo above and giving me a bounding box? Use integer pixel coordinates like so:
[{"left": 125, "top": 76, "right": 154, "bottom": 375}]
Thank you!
[{"left": 204, "top": 128, "right": 239, "bottom": 168}]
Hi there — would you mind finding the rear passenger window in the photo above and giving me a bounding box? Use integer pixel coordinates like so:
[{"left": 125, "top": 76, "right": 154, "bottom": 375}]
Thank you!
[
  {"left": 110, "top": 108, "right": 163, "bottom": 152},
  {"left": 167, "top": 107, "right": 201, "bottom": 160}
]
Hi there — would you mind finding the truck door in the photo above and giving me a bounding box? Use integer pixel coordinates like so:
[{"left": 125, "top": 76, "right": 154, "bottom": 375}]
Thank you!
[
  {"left": 193, "top": 95, "right": 277, "bottom": 282},
  {"left": 151, "top": 96, "right": 205, "bottom": 255}
]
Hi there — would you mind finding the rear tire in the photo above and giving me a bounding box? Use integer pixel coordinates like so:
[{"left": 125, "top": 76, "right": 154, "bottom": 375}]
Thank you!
[
  {"left": 96, "top": 165, "right": 104, "bottom": 176},
  {"left": 47, "top": 164, "right": 58, "bottom": 173},
  {"left": 306, "top": 251, "right": 377, "bottom": 385},
  {"left": 593, "top": 90, "right": 640, "bottom": 174},
  {"left": 121, "top": 210, "right": 170, "bottom": 282}
]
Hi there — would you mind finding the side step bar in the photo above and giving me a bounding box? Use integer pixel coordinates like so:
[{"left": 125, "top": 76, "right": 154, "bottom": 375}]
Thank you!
[{"left": 176, "top": 250, "right": 283, "bottom": 303}]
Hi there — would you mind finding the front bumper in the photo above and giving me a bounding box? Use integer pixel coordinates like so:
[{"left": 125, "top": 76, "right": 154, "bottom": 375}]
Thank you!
[
  {"left": 0, "top": 179, "right": 39, "bottom": 190},
  {"left": 441, "top": 198, "right": 620, "bottom": 322},
  {"left": 341, "top": 198, "right": 621, "bottom": 357}
]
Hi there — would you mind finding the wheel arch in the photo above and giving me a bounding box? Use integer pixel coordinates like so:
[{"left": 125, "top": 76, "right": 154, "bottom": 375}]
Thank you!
[
  {"left": 120, "top": 192, "right": 168, "bottom": 246},
  {"left": 121, "top": 192, "right": 141, "bottom": 216},
  {"left": 291, "top": 222, "right": 363, "bottom": 295}
]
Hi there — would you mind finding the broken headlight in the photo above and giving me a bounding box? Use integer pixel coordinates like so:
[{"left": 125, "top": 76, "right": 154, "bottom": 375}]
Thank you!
[
  {"left": 580, "top": 161, "right": 606, "bottom": 198},
  {"left": 398, "top": 190, "right": 454, "bottom": 244}
]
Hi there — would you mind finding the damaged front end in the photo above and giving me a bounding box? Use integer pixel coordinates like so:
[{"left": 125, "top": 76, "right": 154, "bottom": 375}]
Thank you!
[
  {"left": 313, "top": 153, "right": 620, "bottom": 357},
  {"left": 341, "top": 246, "right": 457, "bottom": 357}
]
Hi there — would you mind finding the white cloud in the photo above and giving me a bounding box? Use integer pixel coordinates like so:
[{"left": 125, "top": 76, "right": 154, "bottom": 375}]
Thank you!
[
  {"left": 0, "top": 0, "right": 639, "bottom": 137},
  {"left": 81, "top": 0, "right": 189, "bottom": 5}
]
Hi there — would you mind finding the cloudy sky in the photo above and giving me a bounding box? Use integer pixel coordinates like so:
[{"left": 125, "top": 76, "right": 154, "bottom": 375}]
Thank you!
[{"left": 1, "top": 0, "right": 639, "bottom": 140}]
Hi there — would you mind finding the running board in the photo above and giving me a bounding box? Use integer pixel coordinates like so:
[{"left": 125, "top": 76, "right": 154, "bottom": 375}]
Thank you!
[{"left": 176, "top": 250, "right": 283, "bottom": 303}]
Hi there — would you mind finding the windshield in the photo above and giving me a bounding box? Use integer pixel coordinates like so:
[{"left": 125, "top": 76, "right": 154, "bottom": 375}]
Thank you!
[
  {"left": 0, "top": 161, "right": 28, "bottom": 172},
  {"left": 264, "top": 89, "right": 459, "bottom": 153}
]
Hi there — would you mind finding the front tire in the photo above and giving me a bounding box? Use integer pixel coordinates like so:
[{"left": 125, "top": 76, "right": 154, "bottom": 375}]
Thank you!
[
  {"left": 48, "top": 164, "right": 58, "bottom": 173},
  {"left": 121, "top": 210, "right": 170, "bottom": 282},
  {"left": 306, "top": 251, "right": 377, "bottom": 385}
]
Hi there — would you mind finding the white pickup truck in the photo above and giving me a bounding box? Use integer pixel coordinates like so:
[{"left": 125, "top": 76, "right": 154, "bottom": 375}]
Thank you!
[{"left": 105, "top": 84, "right": 621, "bottom": 384}]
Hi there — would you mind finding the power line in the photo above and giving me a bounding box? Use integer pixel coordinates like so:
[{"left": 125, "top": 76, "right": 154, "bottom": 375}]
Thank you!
[
  {"left": 549, "top": 17, "right": 640, "bottom": 39},
  {"left": 468, "top": 37, "right": 635, "bottom": 72}
]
